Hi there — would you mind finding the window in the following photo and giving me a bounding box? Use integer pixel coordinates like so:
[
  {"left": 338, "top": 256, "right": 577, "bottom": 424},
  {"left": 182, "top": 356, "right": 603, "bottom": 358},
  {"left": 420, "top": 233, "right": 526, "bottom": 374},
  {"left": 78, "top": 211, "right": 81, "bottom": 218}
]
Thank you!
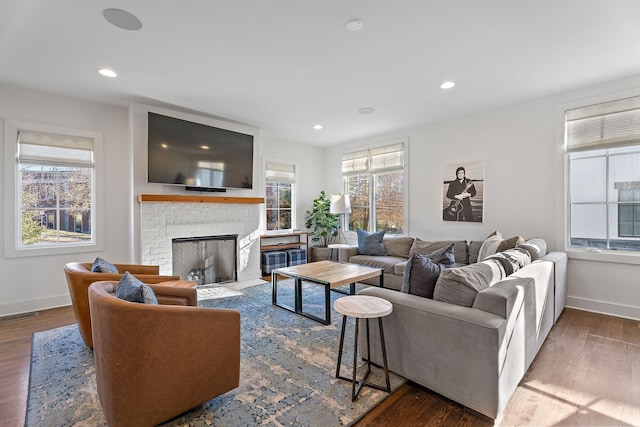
[
  {"left": 341, "top": 140, "right": 406, "bottom": 234},
  {"left": 565, "top": 96, "right": 640, "bottom": 252},
  {"left": 18, "top": 130, "right": 95, "bottom": 247},
  {"left": 265, "top": 161, "right": 295, "bottom": 230}
]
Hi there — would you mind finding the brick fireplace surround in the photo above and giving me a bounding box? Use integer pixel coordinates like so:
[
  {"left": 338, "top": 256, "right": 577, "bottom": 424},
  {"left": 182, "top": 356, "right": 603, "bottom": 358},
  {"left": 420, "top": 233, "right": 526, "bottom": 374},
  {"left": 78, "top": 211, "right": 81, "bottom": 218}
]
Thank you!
[{"left": 138, "top": 194, "right": 264, "bottom": 282}]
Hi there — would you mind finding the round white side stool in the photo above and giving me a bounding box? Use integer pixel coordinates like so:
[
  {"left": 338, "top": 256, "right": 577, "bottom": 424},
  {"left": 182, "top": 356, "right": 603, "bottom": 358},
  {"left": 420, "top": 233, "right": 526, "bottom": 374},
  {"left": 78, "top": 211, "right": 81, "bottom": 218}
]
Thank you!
[{"left": 334, "top": 295, "right": 393, "bottom": 401}]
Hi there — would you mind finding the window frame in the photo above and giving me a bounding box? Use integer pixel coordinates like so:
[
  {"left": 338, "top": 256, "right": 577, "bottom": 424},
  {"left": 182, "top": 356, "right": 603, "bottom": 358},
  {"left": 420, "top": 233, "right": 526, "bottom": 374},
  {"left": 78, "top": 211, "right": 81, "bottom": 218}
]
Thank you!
[
  {"left": 263, "top": 159, "right": 297, "bottom": 231},
  {"left": 3, "top": 118, "right": 104, "bottom": 258},
  {"left": 558, "top": 90, "right": 640, "bottom": 265},
  {"left": 341, "top": 138, "right": 409, "bottom": 236}
]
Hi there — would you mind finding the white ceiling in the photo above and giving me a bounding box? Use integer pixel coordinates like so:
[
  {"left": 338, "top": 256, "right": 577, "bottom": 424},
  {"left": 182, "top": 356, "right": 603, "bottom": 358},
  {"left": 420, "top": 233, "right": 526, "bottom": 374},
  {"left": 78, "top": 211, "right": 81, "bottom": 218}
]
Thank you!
[{"left": 1, "top": 1, "right": 639, "bottom": 147}]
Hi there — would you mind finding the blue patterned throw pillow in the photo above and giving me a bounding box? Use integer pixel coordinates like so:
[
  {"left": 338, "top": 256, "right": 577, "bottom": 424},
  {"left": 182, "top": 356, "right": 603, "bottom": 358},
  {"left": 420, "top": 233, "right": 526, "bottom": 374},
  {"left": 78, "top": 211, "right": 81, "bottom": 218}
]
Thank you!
[
  {"left": 356, "top": 229, "right": 386, "bottom": 256},
  {"left": 91, "top": 257, "right": 118, "bottom": 273},
  {"left": 115, "top": 271, "right": 158, "bottom": 304}
]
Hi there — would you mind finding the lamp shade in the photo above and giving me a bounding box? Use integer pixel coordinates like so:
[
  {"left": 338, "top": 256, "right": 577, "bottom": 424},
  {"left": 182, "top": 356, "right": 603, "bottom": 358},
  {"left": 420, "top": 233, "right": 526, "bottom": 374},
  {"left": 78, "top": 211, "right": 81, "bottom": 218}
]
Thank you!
[{"left": 330, "top": 194, "right": 351, "bottom": 214}]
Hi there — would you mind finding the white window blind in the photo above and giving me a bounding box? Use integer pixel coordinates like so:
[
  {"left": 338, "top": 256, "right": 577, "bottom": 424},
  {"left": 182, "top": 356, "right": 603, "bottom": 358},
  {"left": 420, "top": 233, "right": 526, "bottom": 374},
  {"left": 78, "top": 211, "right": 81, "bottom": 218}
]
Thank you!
[
  {"left": 566, "top": 96, "right": 640, "bottom": 152},
  {"left": 342, "top": 143, "right": 404, "bottom": 174},
  {"left": 18, "top": 130, "right": 94, "bottom": 167},
  {"left": 266, "top": 162, "right": 295, "bottom": 183}
]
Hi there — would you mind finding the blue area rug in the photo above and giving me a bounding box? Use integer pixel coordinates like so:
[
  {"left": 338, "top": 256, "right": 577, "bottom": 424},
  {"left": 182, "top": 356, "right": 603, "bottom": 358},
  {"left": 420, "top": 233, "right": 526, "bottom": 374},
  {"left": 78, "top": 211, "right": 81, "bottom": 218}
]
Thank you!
[{"left": 26, "top": 281, "right": 405, "bottom": 426}]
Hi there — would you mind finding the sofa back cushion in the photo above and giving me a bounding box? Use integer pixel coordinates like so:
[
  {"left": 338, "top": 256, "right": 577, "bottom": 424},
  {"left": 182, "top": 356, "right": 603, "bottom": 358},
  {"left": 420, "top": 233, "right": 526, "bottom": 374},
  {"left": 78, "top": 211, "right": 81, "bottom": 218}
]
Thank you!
[
  {"left": 382, "top": 236, "right": 414, "bottom": 258},
  {"left": 434, "top": 246, "right": 534, "bottom": 307},
  {"left": 409, "top": 238, "right": 469, "bottom": 265}
]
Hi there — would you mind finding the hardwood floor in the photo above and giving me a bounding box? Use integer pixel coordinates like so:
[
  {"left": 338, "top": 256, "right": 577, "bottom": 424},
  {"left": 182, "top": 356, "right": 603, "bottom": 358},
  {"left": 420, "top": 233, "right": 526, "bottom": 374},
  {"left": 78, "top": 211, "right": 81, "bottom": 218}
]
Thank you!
[
  {"left": 357, "top": 308, "right": 640, "bottom": 426},
  {"left": 1, "top": 306, "right": 638, "bottom": 426},
  {"left": 0, "top": 306, "right": 75, "bottom": 427}
]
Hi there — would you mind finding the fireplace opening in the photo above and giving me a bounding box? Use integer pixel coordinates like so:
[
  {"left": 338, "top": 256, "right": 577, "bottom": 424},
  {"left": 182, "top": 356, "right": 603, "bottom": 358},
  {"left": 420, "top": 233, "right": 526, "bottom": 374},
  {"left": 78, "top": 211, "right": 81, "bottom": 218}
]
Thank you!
[{"left": 172, "top": 234, "right": 237, "bottom": 286}]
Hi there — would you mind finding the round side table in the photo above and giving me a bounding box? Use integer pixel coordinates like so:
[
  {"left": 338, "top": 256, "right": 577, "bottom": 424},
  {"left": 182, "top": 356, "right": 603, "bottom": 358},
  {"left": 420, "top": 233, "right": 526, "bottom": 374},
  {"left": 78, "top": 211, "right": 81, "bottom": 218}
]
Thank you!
[{"left": 334, "top": 295, "right": 393, "bottom": 401}]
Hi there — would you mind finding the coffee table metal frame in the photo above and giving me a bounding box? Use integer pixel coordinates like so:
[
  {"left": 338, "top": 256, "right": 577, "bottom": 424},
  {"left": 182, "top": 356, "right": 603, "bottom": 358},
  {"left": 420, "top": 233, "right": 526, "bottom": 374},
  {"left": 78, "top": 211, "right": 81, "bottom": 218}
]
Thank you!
[{"left": 271, "top": 260, "right": 384, "bottom": 325}]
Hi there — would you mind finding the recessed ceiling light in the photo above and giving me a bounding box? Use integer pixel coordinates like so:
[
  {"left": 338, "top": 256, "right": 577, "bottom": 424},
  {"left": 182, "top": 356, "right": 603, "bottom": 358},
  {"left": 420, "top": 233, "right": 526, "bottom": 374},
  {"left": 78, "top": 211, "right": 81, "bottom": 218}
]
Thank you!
[
  {"left": 98, "top": 68, "right": 117, "bottom": 78},
  {"left": 313, "top": 124, "right": 323, "bottom": 130},
  {"left": 103, "top": 8, "right": 143, "bottom": 31},
  {"left": 357, "top": 107, "right": 376, "bottom": 115},
  {"left": 201, "top": 145, "right": 210, "bottom": 149},
  {"left": 440, "top": 81, "right": 456, "bottom": 89},
  {"left": 346, "top": 19, "right": 364, "bottom": 31}
]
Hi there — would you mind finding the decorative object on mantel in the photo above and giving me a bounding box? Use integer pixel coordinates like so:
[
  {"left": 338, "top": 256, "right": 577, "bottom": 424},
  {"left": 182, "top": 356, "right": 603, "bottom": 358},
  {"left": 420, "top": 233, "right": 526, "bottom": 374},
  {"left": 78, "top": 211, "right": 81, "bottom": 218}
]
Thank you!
[
  {"left": 442, "top": 161, "right": 484, "bottom": 223},
  {"left": 26, "top": 281, "right": 405, "bottom": 426},
  {"left": 138, "top": 194, "right": 264, "bottom": 204}
]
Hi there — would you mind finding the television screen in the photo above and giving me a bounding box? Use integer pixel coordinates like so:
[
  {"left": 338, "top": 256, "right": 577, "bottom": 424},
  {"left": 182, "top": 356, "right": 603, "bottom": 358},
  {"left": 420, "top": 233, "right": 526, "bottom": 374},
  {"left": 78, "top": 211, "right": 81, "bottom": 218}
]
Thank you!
[{"left": 147, "top": 112, "right": 254, "bottom": 190}]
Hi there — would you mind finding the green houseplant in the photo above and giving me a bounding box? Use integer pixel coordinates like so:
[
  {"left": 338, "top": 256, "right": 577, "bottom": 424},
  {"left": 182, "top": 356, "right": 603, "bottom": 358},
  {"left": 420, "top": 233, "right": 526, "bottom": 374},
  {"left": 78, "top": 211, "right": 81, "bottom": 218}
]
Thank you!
[{"left": 305, "top": 190, "right": 340, "bottom": 248}]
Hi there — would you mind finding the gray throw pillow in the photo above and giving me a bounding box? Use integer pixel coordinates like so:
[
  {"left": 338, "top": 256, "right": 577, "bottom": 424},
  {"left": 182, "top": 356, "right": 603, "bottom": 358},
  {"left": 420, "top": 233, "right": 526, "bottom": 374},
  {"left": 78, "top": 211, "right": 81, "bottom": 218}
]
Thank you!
[
  {"left": 91, "top": 257, "right": 118, "bottom": 273},
  {"left": 401, "top": 253, "right": 446, "bottom": 298},
  {"left": 356, "top": 229, "right": 386, "bottom": 256},
  {"left": 115, "top": 271, "right": 158, "bottom": 304},
  {"left": 427, "top": 243, "right": 455, "bottom": 268}
]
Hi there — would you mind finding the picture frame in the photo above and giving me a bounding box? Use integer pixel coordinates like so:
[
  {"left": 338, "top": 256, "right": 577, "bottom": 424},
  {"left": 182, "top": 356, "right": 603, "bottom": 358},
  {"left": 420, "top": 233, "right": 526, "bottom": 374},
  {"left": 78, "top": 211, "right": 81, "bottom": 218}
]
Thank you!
[{"left": 442, "top": 161, "right": 484, "bottom": 222}]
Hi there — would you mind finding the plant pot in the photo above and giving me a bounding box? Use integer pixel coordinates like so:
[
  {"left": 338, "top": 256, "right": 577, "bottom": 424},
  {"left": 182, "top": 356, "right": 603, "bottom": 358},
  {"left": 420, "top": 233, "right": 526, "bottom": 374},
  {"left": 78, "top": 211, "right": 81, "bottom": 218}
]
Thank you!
[{"left": 309, "top": 247, "right": 331, "bottom": 262}]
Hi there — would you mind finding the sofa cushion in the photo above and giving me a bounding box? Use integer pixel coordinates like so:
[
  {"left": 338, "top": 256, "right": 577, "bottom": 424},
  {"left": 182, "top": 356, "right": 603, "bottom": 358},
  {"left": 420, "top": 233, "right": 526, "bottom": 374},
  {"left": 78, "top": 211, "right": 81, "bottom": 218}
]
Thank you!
[
  {"left": 433, "top": 259, "right": 506, "bottom": 307},
  {"left": 91, "top": 257, "right": 118, "bottom": 273},
  {"left": 400, "top": 253, "right": 446, "bottom": 298},
  {"left": 477, "top": 231, "right": 503, "bottom": 261},
  {"left": 357, "top": 229, "right": 386, "bottom": 256},
  {"left": 409, "top": 238, "right": 469, "bottom": 265},
  {"left": 116, "top": 271, "right": 159, "bottom": 304},
  {"left": 393, "top": 261, "right": 408, "bottom": 276},
  {"left": 516, "top": 238, "right": 547, "bottom": 261},
  {"left": 382, "top": 236, "right": 414, "bottom": 258},
  {"left": 348, "top": 255, "right": 406, "bottom": 275}
]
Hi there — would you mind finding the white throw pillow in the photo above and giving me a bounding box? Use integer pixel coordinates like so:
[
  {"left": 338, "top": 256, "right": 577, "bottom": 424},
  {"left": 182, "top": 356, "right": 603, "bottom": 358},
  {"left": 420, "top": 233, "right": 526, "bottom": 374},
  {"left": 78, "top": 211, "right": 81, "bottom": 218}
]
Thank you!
[{"left": 477, "top": 231, "right": 503, "bottom": 261}]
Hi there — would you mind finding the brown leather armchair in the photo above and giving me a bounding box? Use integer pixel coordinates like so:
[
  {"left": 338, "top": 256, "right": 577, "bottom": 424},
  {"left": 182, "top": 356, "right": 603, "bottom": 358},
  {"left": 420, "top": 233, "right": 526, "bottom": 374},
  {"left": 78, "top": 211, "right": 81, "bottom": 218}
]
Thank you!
[
  {"left": 88, "top": 281, "right": 241, "bottom": 427},
  {"left": 64, "top": 262, "right": 184, "bottom": 348}
]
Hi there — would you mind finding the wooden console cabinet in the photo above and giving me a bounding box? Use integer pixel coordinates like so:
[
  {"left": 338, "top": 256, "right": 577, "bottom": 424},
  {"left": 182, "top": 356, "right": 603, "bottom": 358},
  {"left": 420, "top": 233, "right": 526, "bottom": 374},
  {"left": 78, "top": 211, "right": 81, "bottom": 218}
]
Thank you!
[{"left": 259, "top": 231, "right": 309, "bottom": 275}]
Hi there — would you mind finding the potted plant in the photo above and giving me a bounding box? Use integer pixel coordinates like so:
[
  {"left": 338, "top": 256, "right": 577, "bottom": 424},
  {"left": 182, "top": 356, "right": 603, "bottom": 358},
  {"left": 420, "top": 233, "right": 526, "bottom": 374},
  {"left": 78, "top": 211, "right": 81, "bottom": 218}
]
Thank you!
[{"left": 305, "top": 190, "right": 340, "bottom": 261}]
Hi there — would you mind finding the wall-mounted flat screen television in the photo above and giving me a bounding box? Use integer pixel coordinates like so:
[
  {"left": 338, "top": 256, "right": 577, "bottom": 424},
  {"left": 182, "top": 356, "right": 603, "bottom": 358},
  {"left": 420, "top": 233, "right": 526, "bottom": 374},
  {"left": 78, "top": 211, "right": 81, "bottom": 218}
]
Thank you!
[{"left": 147, "top": 112, "right": 254, "bottom": 191}]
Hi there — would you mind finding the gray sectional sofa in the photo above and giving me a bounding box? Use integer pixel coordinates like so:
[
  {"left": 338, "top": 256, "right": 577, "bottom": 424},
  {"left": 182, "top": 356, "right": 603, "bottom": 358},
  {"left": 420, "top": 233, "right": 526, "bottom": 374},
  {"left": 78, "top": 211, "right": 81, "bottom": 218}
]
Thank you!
[{"left": 337, "top": 235, "right": 567, "bottom": 422}]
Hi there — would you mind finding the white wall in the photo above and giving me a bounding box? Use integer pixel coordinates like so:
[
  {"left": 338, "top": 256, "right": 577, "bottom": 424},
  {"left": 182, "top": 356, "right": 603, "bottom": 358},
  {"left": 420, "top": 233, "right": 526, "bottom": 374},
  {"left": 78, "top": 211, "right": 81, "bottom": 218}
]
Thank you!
[
  {"left": 0, "top": 83, "right": 130, "bottom": 316},
  {"left": 0, "top": 87, "right": 325, "bottom": 317},
  {"left": 323, "top": 75, "right": 640, "bottom": 321},
  {"left": 259, "top": 133, "right": 325, "bottom": 230}
]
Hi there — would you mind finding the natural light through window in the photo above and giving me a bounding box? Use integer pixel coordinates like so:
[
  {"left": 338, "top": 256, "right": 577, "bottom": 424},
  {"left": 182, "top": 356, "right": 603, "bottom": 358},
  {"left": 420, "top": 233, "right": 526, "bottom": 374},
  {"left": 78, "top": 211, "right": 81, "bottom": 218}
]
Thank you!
[{"left": 565, "top": 96, "right": 640, "bottom": 252}]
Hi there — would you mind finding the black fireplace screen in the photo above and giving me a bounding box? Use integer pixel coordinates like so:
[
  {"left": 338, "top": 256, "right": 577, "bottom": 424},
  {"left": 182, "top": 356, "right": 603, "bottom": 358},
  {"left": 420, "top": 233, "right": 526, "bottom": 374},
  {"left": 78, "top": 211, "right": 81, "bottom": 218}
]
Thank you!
[{"left": 172, "top": 234, "right": 237, "bottom": 286}]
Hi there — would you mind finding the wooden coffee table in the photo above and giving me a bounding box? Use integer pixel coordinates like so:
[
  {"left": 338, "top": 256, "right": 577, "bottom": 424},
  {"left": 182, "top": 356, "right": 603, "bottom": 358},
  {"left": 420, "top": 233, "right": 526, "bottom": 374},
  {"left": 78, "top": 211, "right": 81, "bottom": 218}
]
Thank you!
[{"left": 272, "top": 261, "right": 384, "bottom": 325}]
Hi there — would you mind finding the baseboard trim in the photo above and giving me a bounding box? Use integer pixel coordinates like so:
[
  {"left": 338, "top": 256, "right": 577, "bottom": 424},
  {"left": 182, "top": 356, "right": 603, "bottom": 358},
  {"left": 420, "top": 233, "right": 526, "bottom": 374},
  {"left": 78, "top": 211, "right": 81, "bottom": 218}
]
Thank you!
[
  {"left": 0, "top": 294, "right": 71, "bottom": 318},
  {"left": 566, "top": 296, "right": 640, "bottom": 321}
]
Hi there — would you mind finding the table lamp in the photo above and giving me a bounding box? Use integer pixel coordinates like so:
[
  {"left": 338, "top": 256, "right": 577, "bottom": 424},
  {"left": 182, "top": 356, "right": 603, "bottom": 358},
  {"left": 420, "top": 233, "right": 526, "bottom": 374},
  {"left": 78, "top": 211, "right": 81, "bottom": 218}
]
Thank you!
[{"left": 330, "top": 194, "right": 351, "bottom": 244}]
